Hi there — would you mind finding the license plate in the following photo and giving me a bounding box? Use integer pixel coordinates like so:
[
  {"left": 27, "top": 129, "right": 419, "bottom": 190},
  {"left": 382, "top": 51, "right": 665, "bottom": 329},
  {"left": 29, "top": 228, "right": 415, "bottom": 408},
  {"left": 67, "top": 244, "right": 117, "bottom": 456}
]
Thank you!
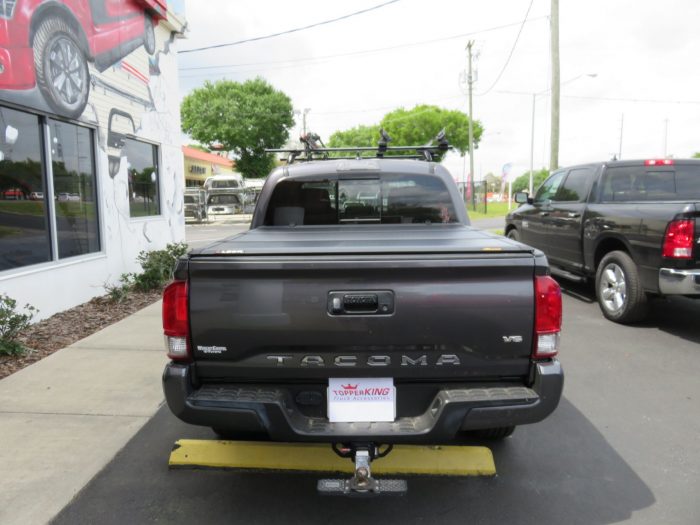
[{"left": 327, "top": 378, "right": 396, "bottom": 423}]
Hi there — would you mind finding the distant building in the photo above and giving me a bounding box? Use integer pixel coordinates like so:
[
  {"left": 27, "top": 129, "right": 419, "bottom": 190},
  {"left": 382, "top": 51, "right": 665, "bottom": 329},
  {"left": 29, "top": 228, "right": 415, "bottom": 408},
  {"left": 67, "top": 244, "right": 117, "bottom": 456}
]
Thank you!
[
  {"left": 0, "top": 1, "right": 186, "bottom": 319},
  {"left": 182, "top": 146, "right": 237, "bottom": 187}
]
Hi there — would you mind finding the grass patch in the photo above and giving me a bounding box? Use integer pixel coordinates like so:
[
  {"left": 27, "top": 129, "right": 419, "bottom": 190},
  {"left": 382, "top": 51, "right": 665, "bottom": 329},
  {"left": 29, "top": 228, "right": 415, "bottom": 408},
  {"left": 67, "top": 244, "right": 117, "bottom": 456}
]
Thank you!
[
  {"left": 467, "top": 201, "right": 513, "bottom": 220},
  {"left": 0, "top": 200, "right": 97, "bottom": 219},
  {"left": 0, "top": 201, "right": 44, "bottom": 216},
  {"left": 129, "top": 201, "right": 160, "bottom": 217},
  {"left": 0, "top": 225, "right": 21, "bottom": 238}
]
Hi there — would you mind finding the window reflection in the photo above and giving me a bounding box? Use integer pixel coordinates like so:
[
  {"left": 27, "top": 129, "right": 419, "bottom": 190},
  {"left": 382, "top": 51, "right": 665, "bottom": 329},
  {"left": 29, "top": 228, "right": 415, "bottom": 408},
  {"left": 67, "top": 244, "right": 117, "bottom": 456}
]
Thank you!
[
  {"left": 123, "top": 139, "right": 160, "bottom": 217},
  {"left": 0, "top": 107, "right": 51, "bottom": 270},
  {"left": 49, "top": 119, "right": 100, "bottom": 259}
]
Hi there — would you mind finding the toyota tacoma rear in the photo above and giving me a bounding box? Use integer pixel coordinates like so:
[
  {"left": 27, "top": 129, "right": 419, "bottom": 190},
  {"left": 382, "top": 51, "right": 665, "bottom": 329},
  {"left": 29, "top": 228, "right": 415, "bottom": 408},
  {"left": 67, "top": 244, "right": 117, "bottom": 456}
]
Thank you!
[{"left": 162, "top": 139, "right": 564, "bottom": 493}]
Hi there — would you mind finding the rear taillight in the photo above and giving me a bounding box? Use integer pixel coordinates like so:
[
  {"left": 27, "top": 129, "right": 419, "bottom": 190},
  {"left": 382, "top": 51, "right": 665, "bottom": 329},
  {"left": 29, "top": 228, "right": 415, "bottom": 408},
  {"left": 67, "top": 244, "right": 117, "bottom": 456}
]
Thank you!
[
  {"left": 662, "top": 219, "right": 694, "bottom": 259},
  {"left": 534, "top": 275, "right": 562, "bottom": 359},
  {"left": 644, "top": 159, "right": 674, "bottom": 166},
  {"left": 162, "top": 280, "right": 190, "bottom": 361}
]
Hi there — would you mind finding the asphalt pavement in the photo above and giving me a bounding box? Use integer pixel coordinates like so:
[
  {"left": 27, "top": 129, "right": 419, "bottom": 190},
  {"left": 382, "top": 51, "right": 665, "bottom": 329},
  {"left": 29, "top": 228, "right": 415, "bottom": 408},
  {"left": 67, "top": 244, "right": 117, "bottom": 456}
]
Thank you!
[
  {"left": 3, "top": 217, "right": 698, "bottom": 524},
  {"left": 51, "top": 273, "right": 700, "bottom": 524}
]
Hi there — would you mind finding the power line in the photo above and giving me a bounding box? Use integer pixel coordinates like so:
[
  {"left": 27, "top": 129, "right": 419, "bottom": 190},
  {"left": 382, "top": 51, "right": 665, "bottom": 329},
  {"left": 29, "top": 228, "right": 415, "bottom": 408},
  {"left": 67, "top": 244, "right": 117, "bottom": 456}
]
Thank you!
[
  {"left": 495, "top": 90, "right": 700, "bottom": 105},
  {"left": 178, "top": 16, "right": 548, "bottom": 74},
  {"left": 476, "top": 0, "right": 534, "bottom": 96},
  {"left": 178, "top": 0, "right": 401, "bottom": 55},
  {"left": 563, "top": 94, "right": 700, "bottom": 105}
]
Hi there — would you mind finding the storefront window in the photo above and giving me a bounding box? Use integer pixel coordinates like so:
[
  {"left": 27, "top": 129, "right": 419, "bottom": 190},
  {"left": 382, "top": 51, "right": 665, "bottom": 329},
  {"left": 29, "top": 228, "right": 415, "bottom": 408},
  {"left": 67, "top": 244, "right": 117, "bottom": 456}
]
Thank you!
[
  {"left": 0, "top": 107, "right": 51, "bottom": 270},
  {"left": 123, "top": 138, "right": 160, "bottom": 217},
  {"left": 0, "top": 105, "right": 101, "bottom": 272},
  {"left": 49, "top": 119, "right": 100, "bottom": 258}
]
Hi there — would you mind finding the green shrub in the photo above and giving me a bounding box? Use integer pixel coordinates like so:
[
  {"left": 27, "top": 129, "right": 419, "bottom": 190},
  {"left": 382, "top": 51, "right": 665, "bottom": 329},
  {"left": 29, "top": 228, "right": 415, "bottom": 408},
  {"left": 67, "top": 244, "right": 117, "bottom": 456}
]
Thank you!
[
  {"left": 131, "top": 242, "right": 188, "bottom": 292},
  {"left": 104, "top": 273, "right": 133, "bottom": 303},
  {"left": 0, "top": 294, "right": 37, "bottom": 356}
]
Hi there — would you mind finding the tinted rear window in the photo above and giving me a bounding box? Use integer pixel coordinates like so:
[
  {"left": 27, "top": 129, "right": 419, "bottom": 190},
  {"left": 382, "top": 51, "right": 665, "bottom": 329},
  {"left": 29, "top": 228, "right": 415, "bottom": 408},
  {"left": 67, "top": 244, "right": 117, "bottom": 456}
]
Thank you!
[
  {"left": 211, "top": 180, "right": 239, "bottom": 189},
  {"left": 601, "top": 165, "right": 700, "bottom": 201},
  {"left": 208, "top": 194, "right": 240, "bottom": 205},
  {"left": 264, "top": 174, "right": 458, "bottom": 226}
]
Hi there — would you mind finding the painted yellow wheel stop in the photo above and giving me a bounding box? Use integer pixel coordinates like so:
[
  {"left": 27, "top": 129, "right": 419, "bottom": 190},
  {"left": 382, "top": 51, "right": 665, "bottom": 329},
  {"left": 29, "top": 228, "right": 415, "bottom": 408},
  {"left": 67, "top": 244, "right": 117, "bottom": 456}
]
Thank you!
[{"left": 169, "top": 440, "right": 496, "bottom": 476}]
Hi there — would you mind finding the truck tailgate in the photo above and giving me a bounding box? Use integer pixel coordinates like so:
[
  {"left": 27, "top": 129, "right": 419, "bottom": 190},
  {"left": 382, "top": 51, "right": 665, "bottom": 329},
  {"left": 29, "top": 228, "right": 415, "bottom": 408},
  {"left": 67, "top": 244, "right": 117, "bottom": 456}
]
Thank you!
[{"left": 188, "top": 225, "right": 536, "bottom": 381}]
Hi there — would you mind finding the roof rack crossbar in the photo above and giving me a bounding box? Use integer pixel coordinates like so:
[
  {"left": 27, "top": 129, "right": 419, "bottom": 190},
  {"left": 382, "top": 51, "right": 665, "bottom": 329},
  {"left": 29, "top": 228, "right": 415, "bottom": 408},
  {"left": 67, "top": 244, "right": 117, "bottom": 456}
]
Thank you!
[{"left": 267, "top": 129, "right": 452, "bottom": 164}]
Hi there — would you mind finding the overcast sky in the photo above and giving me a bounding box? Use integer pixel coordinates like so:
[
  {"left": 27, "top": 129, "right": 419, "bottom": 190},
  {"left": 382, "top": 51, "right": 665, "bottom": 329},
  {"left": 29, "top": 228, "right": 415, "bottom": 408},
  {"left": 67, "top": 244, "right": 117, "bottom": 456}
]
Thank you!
[{"left": 177, "top": 0, "right": 700, "bottom": 183}]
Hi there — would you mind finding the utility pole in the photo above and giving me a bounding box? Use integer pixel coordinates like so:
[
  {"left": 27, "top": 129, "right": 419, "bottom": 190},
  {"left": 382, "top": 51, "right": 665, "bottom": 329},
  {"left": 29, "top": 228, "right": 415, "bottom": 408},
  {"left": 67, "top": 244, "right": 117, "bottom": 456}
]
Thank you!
[
  {"left": 529, "top": 93, "right": 536, "bottom": 194},
  {"left": 663, "top": 118, "right": 669, "bottom": 157},
  {"left": 302, "top": 108, "right": 310, "bottom": 135},
  {"left": 467, "top": 40, "right": 475, "bottom": 210},
  {"left": 549, "top": 0, "right": 560, "bottom": 170},
  {"left": 618, "top": 113, "right": 624, "bottom": 159}
]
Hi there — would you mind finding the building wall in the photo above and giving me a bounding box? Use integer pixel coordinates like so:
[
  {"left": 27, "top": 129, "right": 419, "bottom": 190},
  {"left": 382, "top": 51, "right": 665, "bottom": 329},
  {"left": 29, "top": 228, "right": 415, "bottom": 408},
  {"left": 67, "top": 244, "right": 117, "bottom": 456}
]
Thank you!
[
  {"left": 0, "top": 1, "right": 186, "bottom": 320},
  {"left": 183, "top": 155, "right": 234, "bottom": 187}
]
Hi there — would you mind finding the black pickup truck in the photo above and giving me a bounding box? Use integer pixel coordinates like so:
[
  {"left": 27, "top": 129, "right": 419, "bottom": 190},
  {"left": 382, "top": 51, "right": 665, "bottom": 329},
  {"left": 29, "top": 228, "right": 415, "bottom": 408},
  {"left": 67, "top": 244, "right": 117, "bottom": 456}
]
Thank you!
[
  {"left": 162, "top": 141, "right": 564, "bottom": 494},
  {"left": 505, "top": 159, "right": 700, "bottom": 323}
]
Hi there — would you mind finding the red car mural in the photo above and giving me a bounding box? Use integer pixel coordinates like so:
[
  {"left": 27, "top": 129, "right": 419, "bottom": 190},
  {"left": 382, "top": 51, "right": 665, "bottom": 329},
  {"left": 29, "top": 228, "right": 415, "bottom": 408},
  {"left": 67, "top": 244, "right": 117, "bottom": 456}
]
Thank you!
[{"left": 0, "top": 0, "right": 166, "bottom": 118}]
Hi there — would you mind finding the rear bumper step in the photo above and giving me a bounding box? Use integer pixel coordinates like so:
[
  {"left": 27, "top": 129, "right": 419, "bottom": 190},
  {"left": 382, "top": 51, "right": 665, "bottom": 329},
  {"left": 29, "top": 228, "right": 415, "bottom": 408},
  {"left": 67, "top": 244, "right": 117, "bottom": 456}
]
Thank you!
[{"left": 162, "top": 360, "right": 563, "bottom": 443}]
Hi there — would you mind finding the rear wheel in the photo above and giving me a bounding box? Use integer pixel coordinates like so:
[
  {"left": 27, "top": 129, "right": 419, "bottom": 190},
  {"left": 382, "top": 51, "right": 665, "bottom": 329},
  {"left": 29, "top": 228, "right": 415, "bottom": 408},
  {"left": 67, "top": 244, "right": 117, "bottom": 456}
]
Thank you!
[
  {"left": 595, "top": 250, "right": 648, "bottom": 323},
  {"left": 474, "top": 426, "right": 516, "bottom": 439},
  {"left": 33, "top": 16, "right": 89, "bottom": 119},
  {"left": 506, "top": 228, "right": 521, "bottom": 241}
]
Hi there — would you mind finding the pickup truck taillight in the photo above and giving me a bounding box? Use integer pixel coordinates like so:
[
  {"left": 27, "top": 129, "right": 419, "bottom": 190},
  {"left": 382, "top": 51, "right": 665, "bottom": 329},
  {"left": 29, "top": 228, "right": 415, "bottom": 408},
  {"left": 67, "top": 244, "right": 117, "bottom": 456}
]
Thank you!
[
  {"left": 534, "top": 275, "right": 562, "bottom": 359},
  {"left": 162, "top": 280, "right": 190, "bottom": 361},
  {"left": 662, "top": 219, "right": 695, "bottom": 259}
]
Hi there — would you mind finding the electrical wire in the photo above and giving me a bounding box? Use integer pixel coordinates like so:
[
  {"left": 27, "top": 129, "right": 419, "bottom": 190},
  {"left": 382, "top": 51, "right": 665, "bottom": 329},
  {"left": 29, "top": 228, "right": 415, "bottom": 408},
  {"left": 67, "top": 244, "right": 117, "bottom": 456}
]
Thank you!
[
  {"left": 495, "top": 90, "right": 700, "bottom": 105},
  {"left": 178, "top": 0, "right": 401, "bottom": 54},
  {"left": 476, "top": 0, "right": 534, "bottom": 96},
  {"left": 178, "top": 16, "right": 548, "bottom": 74}
]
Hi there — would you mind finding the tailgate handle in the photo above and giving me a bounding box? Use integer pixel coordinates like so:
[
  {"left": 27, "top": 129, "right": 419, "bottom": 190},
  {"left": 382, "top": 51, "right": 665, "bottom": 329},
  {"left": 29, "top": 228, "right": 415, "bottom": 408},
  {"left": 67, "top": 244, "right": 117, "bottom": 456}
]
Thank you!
[
  {"left": 328, "top": 291, "right": 394, "bottom": 315},
  {"left": 343, "top": 294, "right": 378, "bottom": 311}
]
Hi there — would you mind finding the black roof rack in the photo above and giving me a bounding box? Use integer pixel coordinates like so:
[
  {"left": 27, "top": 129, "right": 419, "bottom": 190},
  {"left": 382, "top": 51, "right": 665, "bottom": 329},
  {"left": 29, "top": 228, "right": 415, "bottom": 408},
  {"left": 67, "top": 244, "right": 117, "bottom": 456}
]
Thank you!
[{"left": 266, "top": 129, "right": 451, "bottom": 164}]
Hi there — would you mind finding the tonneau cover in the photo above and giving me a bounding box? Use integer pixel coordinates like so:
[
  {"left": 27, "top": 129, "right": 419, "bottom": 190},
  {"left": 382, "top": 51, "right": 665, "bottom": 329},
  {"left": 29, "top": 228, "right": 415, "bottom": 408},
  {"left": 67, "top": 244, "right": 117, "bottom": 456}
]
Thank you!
[{"left": 192, "top": 224, "right": 535, "bottom": 257}]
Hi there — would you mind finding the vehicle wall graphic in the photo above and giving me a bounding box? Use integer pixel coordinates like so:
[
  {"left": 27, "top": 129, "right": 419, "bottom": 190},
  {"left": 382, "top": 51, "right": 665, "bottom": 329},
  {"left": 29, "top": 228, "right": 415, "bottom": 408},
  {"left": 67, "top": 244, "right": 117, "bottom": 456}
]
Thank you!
[
  {"left": 0, "top": 0, "right": 178, "bottom": 173},
  {"left": 1, "top": 0, "right": 186, "bottom": 258}
]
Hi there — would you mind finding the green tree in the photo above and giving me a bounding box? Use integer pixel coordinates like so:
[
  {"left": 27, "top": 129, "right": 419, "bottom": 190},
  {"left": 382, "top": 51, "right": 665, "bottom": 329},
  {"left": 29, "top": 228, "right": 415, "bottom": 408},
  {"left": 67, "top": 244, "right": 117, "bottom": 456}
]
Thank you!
[
  {"left": 328, "top": 124, "right": 380, "bottom": 149},
  {"left": 381, "top": 105, "right": 483, "bottom": 156},
  {"left": 181, "top": 78, "right": 294, "bottom": 178},
  {"left": 511, "top": 168, "right": 550, "bottom": 194},
  {"left": 693, "top": 152, "right": 700, "bottom": 159},
  {"left": 187, "top": 144, "right": 210, "bottom": 153},
  {"left": 327, "top": 105, "right": 483, "bottom": 159}
]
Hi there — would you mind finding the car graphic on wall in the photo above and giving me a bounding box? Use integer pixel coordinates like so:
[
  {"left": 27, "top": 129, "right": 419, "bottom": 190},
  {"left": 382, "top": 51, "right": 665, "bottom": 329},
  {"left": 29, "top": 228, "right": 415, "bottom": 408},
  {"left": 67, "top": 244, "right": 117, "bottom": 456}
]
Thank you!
[{"left": 0, "top": 0, "right": 166, "bottom": 119}]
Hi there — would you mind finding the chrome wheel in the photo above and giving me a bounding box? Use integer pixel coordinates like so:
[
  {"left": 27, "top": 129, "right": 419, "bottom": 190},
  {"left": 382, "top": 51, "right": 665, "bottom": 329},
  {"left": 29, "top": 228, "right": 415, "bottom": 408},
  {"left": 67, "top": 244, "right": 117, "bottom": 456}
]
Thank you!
[
  {"left": 599, "top": 262, "right": 627, "bottom": 313},
  {"left": 48, "top": 36, "right": 87, "bottom": 107}
]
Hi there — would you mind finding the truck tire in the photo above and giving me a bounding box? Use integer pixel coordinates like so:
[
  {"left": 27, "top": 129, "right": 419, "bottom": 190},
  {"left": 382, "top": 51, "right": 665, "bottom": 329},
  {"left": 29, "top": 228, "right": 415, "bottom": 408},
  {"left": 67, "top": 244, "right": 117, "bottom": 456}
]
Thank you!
[
  {"left": 506, "top": 229, "right": 521, "bottom": 241},
  {"left": 474, "top": 426, "right": 516, "bottom": 439},
  {"left": 143, "top": 15, "right": 156, "bottom": 55},
  {"left": 33, "top": 16, "right": 90, "bottom": 119},
  {"left": 595, "top": 250, "right": 648, "bottom": 323}
]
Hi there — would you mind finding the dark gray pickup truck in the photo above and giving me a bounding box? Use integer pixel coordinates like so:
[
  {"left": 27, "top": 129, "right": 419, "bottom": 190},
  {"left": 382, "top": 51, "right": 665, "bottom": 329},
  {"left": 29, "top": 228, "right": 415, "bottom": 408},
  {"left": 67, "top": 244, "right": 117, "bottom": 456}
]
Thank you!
[
  {"left": 162, "top": 150, "right": 563, "bottom": 494},
  {"left": 506, "top": 158, "right": 700, "bottom": 323}
]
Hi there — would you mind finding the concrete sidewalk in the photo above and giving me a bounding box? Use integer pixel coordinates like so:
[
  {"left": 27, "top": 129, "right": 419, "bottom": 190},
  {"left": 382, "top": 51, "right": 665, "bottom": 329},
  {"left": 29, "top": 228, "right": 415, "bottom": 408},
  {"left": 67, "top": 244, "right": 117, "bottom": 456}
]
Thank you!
[{"left": 0, "top": 301, "right": 166, "bottom": 525}]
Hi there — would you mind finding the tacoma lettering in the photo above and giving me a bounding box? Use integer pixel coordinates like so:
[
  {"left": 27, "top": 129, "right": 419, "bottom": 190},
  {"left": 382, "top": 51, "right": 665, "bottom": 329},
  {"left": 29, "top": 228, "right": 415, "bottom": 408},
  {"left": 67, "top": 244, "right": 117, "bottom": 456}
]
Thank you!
[{"left": 265, "top": 354, "right": 462, "bottom": 367}]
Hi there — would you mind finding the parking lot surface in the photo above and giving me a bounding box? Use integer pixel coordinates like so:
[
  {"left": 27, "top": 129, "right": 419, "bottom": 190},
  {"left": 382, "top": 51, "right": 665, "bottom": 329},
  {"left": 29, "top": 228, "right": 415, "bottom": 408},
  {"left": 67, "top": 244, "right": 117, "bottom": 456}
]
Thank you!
[{"left": 52, "top": 244, "right": 700, "bottom": 525}]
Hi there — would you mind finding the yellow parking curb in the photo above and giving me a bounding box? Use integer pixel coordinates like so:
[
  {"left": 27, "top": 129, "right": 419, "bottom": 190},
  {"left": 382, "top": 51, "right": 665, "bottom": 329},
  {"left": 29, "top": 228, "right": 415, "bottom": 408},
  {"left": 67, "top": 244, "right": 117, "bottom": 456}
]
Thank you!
[{"left": 169, "top": 440, "right": 496, "bottom": 476}]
